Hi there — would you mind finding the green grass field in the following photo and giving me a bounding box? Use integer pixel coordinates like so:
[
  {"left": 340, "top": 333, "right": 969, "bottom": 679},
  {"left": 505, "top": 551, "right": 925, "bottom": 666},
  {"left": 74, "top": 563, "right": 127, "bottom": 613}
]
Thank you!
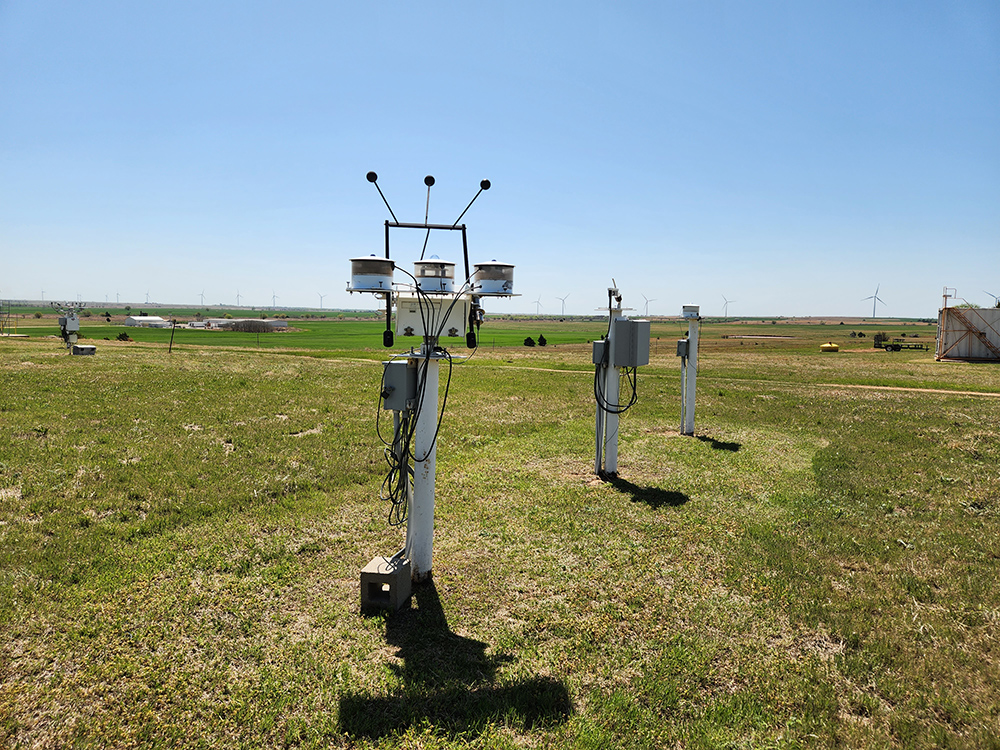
[{"left": 2, "top": 318, "right": 998, "bottom": 748}]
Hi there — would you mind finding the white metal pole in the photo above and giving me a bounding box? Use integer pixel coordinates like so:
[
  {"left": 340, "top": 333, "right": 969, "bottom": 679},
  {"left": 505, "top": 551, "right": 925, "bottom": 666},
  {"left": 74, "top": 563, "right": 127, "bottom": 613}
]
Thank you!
[
  {"left": 604, "top": 311, "right": 622, "bottom": 475},
  {"left": 605, "top": 359, "right": 621, "bottom": 474},
  {"left": 682, "top": 317, "right": 699, "bottom": 436},
  {"left": 679, "top": 355, "right": 687, "bottom": 433},
  {"left": 405, "top": 352, "right": 439, "bottom": 581},
  {"left": 594, "top": 389, "right": 605, "bottom": 474}
]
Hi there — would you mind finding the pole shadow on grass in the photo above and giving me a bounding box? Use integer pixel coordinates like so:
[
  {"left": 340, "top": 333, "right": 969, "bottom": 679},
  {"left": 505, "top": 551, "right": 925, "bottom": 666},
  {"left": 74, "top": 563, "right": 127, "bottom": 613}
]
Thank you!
[
  {"left": 339, "top": 580, "right": 572, "bottom": 739},
  {"left": 695, "top": 434, "right": 742, "bottom": 452},
  {"left": 605, "top": 476, "right": 690, "bottom": 509}
]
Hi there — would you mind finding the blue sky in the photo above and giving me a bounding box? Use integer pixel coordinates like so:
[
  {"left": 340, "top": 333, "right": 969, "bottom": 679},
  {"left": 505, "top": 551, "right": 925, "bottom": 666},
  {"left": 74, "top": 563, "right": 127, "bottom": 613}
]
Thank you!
[{"left": 2, "top": 1, "right": 997, "bottom": 318}]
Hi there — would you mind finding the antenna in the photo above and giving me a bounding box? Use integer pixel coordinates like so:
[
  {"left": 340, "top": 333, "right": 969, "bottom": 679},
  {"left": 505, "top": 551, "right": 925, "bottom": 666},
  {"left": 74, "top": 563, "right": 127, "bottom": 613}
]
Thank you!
[
  {"left": 419, "top": 175, "right": 435, "bottom": 260},
  {"left": 556, "top": 294, "right": 570, "bottom": 316},
  {"left": 452, "top": 180, "right": 491, "bottom": 227},
  {"left": 862, "top": 284, "right": 885, "bottom": 318},
  {"left": 641, "top": 294, "right": 656, "bottom": 317},
  {"left": 366, "top": 171, "right": 398, "bottom": 224}
]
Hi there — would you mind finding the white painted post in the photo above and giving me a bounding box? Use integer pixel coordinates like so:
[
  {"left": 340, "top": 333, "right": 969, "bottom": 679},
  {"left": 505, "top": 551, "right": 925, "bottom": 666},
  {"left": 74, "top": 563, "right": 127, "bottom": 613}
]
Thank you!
[
  {"left": 594, "top": 393, "right": 604, "bottom": 475},
  {"left": 682, "top": 310, "right": 700, "bottom": 436},
  {"left": 405, "top": 350, "right": 439, "bottom": 581},
  {"left": 604, "top": 314, "right": 622, "bottom": 474}
]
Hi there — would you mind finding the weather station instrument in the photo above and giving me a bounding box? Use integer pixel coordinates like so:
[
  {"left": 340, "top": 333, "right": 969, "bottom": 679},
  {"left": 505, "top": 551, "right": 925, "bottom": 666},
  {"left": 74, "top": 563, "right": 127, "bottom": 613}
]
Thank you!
[
  {"left": 677, "top": 305, "right": 700, "bottom": 436},
  {"left": 592, "top": 283, "right": 650, "bottom": 478},
  {"left": 349, "top": 172, "right": 515, "bottom": 611},
  {"left": 52, "top": 302, "right": 95, "bottom": 355}
]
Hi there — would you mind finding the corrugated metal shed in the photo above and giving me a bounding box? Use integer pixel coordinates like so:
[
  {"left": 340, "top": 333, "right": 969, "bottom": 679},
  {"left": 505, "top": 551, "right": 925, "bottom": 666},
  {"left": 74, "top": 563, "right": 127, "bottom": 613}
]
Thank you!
[{"left": 936, "top": 307, "right": 1000, "bottom": 361}]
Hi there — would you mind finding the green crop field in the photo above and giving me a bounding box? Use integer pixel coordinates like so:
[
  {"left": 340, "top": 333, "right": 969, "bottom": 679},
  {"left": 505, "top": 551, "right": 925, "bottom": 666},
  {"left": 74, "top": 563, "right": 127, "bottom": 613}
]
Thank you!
[{"left": 2, "top": 317, "right": 998, "bottom": 748}]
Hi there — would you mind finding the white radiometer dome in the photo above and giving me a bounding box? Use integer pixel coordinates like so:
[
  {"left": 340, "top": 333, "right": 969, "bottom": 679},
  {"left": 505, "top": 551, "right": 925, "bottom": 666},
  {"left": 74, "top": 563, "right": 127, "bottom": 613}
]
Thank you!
[
  {"left": 473, "top": 261, "right": 514, "bottom": 295},
  {"left": 413, "top": 259, "right": 456, "bottom": 292},
  {"left": 349, "top": 256, "right": 394, "bottom": 292}
]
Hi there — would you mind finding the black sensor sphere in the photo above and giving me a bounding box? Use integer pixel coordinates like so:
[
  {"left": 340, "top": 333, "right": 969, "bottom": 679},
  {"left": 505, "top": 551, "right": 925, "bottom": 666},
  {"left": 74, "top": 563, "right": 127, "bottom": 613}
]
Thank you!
[
  {"left": 480, "top": 179, "right": 491, "bottom": 190},
  {"left": 424, "top": 175, "right": 435, "bottom": 186},
  {"left": 366, "top": 171, "right": 378, "bottom": 182}
]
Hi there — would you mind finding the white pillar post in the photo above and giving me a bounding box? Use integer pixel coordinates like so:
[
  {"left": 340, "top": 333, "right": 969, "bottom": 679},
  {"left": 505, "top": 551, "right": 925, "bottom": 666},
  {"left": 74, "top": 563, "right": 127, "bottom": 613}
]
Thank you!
[
  {"left": 682, "top": 314, "right": 699, "bottom": 436},
  {"left": 405, "top": 350, "right": 439, "bottom": 581},
  {"left": 594, "top": 393, "right": 605, "bottom": 475},
  {"left": 604, "top": 341, "right": 621, "bottom": 474}
]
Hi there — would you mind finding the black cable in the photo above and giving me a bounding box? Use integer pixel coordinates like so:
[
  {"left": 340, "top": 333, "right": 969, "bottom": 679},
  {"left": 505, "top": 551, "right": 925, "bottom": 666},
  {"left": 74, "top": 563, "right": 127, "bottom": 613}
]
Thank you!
[
  {"left": 594, "top": 360, "right": 639, "bottom": 415},
  {"left": 413, "top": 347, "right": 453, "bottom": 462}
]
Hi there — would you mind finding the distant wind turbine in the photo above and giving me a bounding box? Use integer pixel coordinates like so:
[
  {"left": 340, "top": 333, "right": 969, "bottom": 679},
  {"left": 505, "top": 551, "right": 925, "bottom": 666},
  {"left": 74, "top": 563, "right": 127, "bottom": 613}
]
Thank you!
[
  {"left": 555, "top": 294, "right": 570, "bottom": 316},
  {"left": 198, "top": 290, "right": 206, "bottom": 306},
  {"left": 641, "top": 294, "right": 656, "bottom": 317},
  {"left": 145, "top": 290, "right": 151, "bottom": 304},
  {"left": 985, "top": 291, "right": 1000, "bottom": 308},
  {"left": 236, "top": 289, "right": 242, "bottom": 306},
  {"left": 271, "top": 291, "right": 279, "bottom": 310},
  {"left": 862, "top": 284, "right": 886, "bottom": 318},
  {"left": 318, "top": 292, "right": 326, "bottom": 309},
  {"left": 534, "top": 295, "right": 543, "bottom": 315},
  {"left": 722, "top": 295, "right": 734, "bottom": 321}
]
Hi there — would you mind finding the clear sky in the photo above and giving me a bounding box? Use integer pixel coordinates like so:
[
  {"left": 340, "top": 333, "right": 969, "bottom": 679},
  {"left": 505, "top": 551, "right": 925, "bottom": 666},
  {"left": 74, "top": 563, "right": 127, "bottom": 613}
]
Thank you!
[{"left": 2, "top": 1, "right": 997, "bottom": 318}]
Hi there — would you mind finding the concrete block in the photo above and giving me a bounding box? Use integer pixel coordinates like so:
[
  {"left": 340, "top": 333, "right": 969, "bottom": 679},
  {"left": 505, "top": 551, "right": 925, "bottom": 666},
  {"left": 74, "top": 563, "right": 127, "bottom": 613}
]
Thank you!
[
  {"left": 72, "top": 345, "right": 97, "bottom": 356},
  {"left": 360, "top": 556, "right": 411, "bottom": 612}
]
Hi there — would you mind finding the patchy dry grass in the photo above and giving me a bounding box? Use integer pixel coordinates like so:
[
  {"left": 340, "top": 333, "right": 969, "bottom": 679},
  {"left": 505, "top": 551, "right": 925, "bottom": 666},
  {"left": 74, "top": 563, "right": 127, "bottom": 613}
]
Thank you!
[{"left": 1, "top": 325, "right": 999, "bottom": 749}]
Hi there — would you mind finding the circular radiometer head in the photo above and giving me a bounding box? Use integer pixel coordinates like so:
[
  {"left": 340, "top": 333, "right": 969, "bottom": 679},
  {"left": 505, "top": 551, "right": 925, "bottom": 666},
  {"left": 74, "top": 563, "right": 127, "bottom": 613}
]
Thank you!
[
  {"left": 366, "top": 171, "right": 378, "bottom": 182},
  {"left": 480, "top": 179, "right": 491, "bottom": 190},
  {"left": 424, "top": 175, "right": 435, "bottom": 186}
]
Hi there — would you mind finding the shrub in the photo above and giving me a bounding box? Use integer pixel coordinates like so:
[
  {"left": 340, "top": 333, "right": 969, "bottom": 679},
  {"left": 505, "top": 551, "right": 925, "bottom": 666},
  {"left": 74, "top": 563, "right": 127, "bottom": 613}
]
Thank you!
[
  {"left": 523, "top": 337, "right": 536, "bottom": 347},
  {"left": 537, "top": 334, "right": 547, "bottom": 346},
  {"left": 116, "top": 332, "right": 132, "bottom": 342}
]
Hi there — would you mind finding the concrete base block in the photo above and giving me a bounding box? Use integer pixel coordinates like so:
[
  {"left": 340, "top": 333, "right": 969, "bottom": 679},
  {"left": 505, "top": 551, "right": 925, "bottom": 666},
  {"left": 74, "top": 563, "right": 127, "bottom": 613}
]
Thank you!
[
  {"left": 72, "top": 345, "right": 97, "bottom": 356},
  {"left": 360, "top": 556, "right": 412, "bottom": 612}
]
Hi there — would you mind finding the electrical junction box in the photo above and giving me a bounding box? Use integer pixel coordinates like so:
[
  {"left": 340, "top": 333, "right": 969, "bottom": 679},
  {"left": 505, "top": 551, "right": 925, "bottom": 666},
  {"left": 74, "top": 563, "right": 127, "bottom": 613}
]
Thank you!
[
  {"left": 395, "top": 293, "right": 469, "bottom": 339},
  {"left": 592, "top": 340, "right": 607, "bottom": 365},
  {"left": 612, "top": 318, "right": 650, "bottom": 368},
  {"left": 676, "top": 339, "right": 689, "bottom": 358},
  {"left": 382, "top": 359, "right": 417, "bottom": 411},
  {"left": 682, "top": 305, "right": 700, "bottom": 319},
  {"left": 59, "top": 316, "right": 81, "bottom": 333}
]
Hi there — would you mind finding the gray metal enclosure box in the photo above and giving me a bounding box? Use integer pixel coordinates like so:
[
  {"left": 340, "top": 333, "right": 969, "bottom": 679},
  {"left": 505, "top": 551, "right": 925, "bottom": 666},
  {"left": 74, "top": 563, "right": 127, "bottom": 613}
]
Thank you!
[
  {"left": 612, "top": 319, "right": 650, "bottom": 367},
  {"left": 592, "top": 340, "right": 608, "bottom": 365},
  {"left": 382, "top": 360, "right": 417, "bottom": 411}
]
